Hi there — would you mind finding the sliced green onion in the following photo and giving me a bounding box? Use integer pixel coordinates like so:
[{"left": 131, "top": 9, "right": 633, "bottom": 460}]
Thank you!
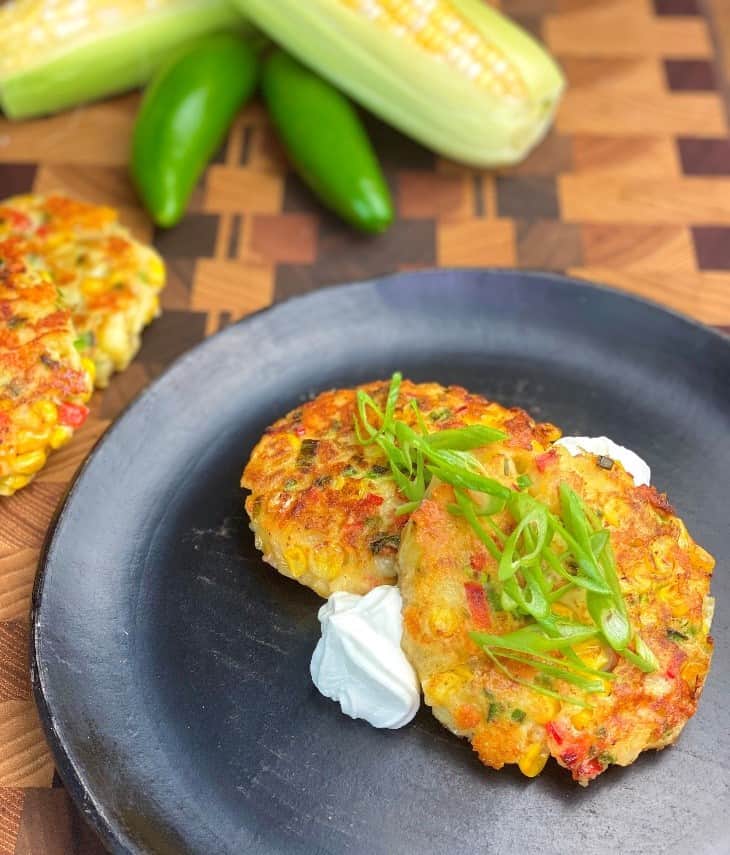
[
  {"left": 426, "top": 425, "right": 507, "bottom": 450},
  {"left": 622, "top": 634, "right": 659, "bottom": 672},
  {"left": 480, "top": 646, "right": 593, "bottom": 709},
  {"left": 454, "top": 490, "right": 502, "bottom": 561},
  {"left": 352, "top": 372, "right": 651, "bottom": 683}
]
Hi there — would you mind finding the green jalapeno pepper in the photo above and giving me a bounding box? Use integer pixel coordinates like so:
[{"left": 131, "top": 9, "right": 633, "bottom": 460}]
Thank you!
[
  {"left": 131, "top": 33, "right": 259, "bottom": 228},
  {"left": 261, "top": 50, "right": 393, "bottom": 233}
]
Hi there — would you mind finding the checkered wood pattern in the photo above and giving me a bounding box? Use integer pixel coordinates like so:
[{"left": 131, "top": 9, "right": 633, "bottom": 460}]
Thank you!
[{"left": 1, "top": 0, "right": 730, "bottom": 851}]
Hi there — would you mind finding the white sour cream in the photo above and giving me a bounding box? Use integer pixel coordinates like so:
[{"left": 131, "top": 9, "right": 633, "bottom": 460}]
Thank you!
[
  {"left": 310, "top": 586, "right": 420, "bottom": 729},
  {"left": 555, "top": 436, "right": 650, "bottom": 487}
]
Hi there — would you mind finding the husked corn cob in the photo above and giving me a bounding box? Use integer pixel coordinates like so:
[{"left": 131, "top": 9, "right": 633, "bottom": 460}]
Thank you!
[
  {"left": 0, "top": 238, "right": 93, "bottom": 497},
  {"left": 0, "top": 194, "right": 166, "bottom": 388},
  {"left": 0, "top": 0, "right": 245, "bottom": 119},
  {"left": 237, "top": 0, "right": 565, "bottom": 166}
]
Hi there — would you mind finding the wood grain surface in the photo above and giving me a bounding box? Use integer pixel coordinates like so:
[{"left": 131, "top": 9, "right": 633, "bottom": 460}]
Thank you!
[{"left": 1, "top": 0, "right": 730, "bottom": 851}]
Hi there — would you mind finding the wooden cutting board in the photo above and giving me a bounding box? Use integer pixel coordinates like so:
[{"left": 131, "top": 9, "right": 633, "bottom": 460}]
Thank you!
[{"left": 1, "top": 1, "right": 729, "bottom": 852}]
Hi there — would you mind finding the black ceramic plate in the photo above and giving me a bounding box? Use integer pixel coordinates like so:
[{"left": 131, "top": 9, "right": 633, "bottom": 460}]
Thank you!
[{"left": 33, "top": 270, "right": 729, "bottom": 855}]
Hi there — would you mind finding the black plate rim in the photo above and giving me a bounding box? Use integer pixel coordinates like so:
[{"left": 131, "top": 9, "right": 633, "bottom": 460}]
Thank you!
[{"left": 29, "top": 267, "right": 730, "bottom": 855}]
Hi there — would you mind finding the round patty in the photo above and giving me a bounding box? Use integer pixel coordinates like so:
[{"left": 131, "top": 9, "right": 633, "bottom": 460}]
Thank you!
[
  {"left": 242, "top": 379, "right": 560, "bottom": 598},
  {"left": 399, "top": 445, "right": 715, "bottom": 784},
  {"left": 0, "top": 194, "right": 165, "bottom": 387},
  {"left": 0, "top": 237, "right": 93, "bottom": 495}
]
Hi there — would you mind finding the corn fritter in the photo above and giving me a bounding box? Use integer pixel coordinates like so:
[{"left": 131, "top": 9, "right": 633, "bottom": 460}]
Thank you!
[
  {"left": 0, "top": 194, "right": 165, "bottom": 387},
  {"left": 242, "top": 379, "right": 560, "bottom": 597},
  {"left": 0, "top": 237, "right": 93, "bottom": 496},
  {"left": 399, "top": 444, "right": 714, "bottom": 784}
]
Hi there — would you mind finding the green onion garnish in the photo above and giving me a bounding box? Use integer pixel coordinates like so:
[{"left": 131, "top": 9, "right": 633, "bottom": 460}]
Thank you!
[{"left": 354, "top": 373, "right": 657, "bottom": 702}]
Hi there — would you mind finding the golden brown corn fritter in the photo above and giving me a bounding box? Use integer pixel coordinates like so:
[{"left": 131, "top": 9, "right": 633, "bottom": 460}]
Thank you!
[
  {"left": 0, "top": 194, "right": 166, "bottom": 496},
  {"left": 244, "top": 377, "right": 715, "bottom": 785},
  {"left": 399, "top": 444, "right": 714, "bottom": 785},
  {"left": 242, "top": 379, "right": 560, "bottom": 598},
  {"left": 0, "top": 237, "right": 93, "bottom": 496},
  {"left": 0, "top": 194, "right": 165, "bottom": 388}
]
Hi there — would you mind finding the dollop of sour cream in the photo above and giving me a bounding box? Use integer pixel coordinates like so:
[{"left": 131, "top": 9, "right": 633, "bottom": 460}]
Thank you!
[
  {"left": 555, "top": 436, "right": 650, "bottom": 487},
  {"left": 310, "top": 586, "right": 420, "bottom": 729}
]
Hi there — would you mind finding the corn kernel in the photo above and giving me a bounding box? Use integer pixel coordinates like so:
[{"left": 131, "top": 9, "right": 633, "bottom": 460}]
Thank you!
[
  {"left": 43, "top": 232, "right": 66, "bottom": 250},
  {"left": 602, "top": 498, "right": 625, "bottom": 527},
  {"left": 15, "top": 428, "right": 50, "bottom": 454},
  {"left": 147, "top": 256, "right": 166, "bottom": 287},
  {"left": 651, "top": 537, "right": 676, "bottom": 577},
  {"left": 14, "top": 407, "right": 41, "bottom": 430},
  {"left": 551, "top": 602, "right": 573, "bottom": 620},
  {"left": 429, "top": 606, "right": 460, "bottom": 637},
  {"left": 81, "top": 277, "right": 108, "bottom": 297},
  {"left": 657, "top": 585, "right": 690, "bottom": 618},
  {"left": 680, "top": 660, "right": 704, "bottom": 688},
  {"left": 518, "top": 742, "right": 549, "bottom": 778},
  {"left": 530, "top": 696, "right": 561, "bottom": 725},
  {"left": 571, "top": 710, "right": 592, "bottom": 730},
  {"left": 144, "top": 295, "right": 160, "bottom": 324},
  {"left": 284, "top": 546, "right": 308, "bottom": 578},
  {"left": 49, "top": 425, "right": 73, "bottom": 450},
  {"left": 574, "top": 639, "right": 610, "bottom": 672},
  {"left": 0, "top": 473, "right": 31, "bottom": 495},
  {"left": 14, "top": 449, "right": 47, "bottom": 475},
  {"left": 32, "top": 400, "right": 58, "bottom": 425},
  {"left": 322, "top": 546, "right": 344, "bottom": 580},
  {"left": 426, "top": 668, "right": 469, "bottom": 706},
  {"left": 81, "top": 356, "right": 96, "bottom": 385},
  {"left": 98, "top": 314, "right": 130, "bottom": 364}
]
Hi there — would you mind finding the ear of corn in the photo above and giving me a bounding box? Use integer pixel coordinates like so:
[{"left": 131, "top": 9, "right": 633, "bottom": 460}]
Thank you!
[
  {"left": 236, "top": 0, "right": 564, "bottom": 166},
  {"left": 0, "top": 0, "right": 245, "bottom": 119}
]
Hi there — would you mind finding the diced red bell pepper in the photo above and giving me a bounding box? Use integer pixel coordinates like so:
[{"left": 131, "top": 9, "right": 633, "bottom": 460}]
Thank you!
[
  {"left": 3, "top": 209, "right": 32, "bottom": 230},
  {"left": 58, "top": 402, "right": 89, "bottom": 428},
  {"left": 464, "top": 582, "right": 491, "bottom": 629},
  {"left": 545, "top": 721, "right": 564, "bottom": 745},
  {"left": 535, "top": 449, "right": 558, "bottom": 472},
  {"left": 575, "top": 757, "right": 604, "bottom": 780}
]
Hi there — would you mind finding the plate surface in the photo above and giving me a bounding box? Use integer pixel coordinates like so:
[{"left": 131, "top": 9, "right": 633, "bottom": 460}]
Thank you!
[{"left": 33, "top": 270, "right": 730, "bottom": 855}]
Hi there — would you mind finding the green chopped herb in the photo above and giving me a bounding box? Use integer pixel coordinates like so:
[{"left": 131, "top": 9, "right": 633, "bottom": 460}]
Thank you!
[
  {"left": 516, "top": 473, "right": 532, "bottom": 489},
  {"left": 487, "top": 701, "right": 503, "bottom": 722},
  {"left": 511, "top": 708, "right": 526, "bottom": 723},
  {"left": 484, "top": 583, "right": 503, "bottom": 613},
  {"left": 73, "top": 330, "right": 95, "bottom": 351},
  {"left": 429, "top": 407, "right": 452, "bottom": 422}
]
